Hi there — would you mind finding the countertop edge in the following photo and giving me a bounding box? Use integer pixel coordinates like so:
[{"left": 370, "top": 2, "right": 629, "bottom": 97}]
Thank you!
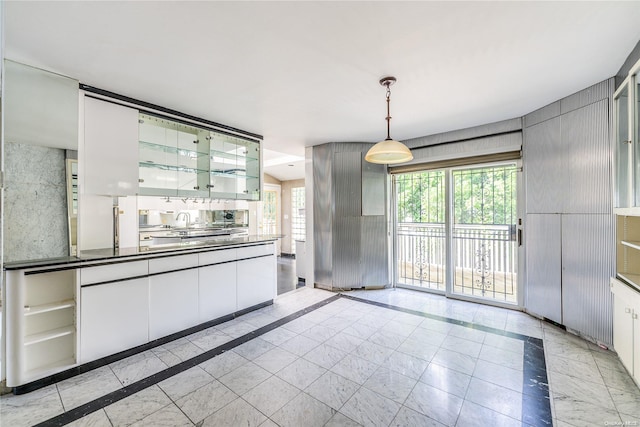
[{"left": 4, "top": 236, "right": 281, "bottom": 271}]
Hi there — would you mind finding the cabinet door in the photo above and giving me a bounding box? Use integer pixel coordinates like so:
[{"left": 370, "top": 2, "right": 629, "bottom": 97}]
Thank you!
[
  {"left": 524, "top": 116, "right": 563, "bottom": 213},
  {"left": 199, "top": 262, "right": 237, "bottom": 322},
  {"left": 613, "top": 284, "right": 635, "bottom": 375},
  {"left": 149, "top": 269, "right": 199, "bottom": 340},
  {"left": 525, "top": 214, "right": 562, "bottom": 323},
  {"left": 80, "top": 278, "right": 149, "bottom": 363},
  {"left": 84, "top": 97, "right": 139, "bottom": 196},
  {"left": 176, "top": 126, "right": 209, "bottom": 198},
  {"left": 634, "top": 306, "right": 640, "bottom": 384},
  {"left": 237, "top": 255, "right": 276, "bottom": 311},
  {"left": 237, "top": 140, "right": 261, "bottom": 201},
  {"left": 615, "top": 84, "right": 631, "bottom": 208},
  {"left": 139, "top": 114, "right": 178, "bottom": 196},
  {"left": 209, "top": 132, "right": 239, "bottom": 199}
]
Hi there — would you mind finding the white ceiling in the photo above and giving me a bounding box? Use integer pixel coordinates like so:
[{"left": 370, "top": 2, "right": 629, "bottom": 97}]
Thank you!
[{"left": 5, "top": 1, "right": 640, "bottom": 181}]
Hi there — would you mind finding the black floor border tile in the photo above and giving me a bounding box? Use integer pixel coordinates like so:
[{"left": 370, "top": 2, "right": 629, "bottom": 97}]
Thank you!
[
  {"left": 14, "top": 300, "right": 274, "bottom": 395},
  {"left": 340, "top": 294, "right": 537, "bottom": 341},
  {"left": 340, "top": 293, "right": 553, "bottom": 426},
  {"left": 33, "top": 294, "right": 341, "bottom": 427}
]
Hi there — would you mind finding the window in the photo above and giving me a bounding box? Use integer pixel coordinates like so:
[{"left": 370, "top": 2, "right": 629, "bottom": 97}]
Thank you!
[{"left": 291, "top": 187, "right": 305, "bottom": 254}]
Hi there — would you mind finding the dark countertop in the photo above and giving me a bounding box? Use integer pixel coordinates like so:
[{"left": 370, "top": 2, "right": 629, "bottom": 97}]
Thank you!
[{"left": 4, "top": 235, "right": 282, "bottom": 271}]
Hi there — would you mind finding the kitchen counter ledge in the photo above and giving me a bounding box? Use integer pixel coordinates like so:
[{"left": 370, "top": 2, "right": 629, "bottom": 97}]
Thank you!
[{"left": 4, "top": 234, "right": 282, "bottom": 271}]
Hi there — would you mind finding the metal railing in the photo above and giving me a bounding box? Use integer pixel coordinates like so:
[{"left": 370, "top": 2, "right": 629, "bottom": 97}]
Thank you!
[{"left": 396, "top": 222, "right": 518, "bottom": 303}]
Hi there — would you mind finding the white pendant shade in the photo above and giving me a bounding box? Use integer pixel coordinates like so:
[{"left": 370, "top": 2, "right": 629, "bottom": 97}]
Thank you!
[{"left": 365, "top": 138, "right": 414, "bottom": 164}]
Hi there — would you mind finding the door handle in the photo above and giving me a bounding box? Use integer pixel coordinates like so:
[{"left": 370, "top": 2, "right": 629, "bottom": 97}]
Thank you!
[{"left": 518, "top": 229, "right": 522, "bottom": 246}]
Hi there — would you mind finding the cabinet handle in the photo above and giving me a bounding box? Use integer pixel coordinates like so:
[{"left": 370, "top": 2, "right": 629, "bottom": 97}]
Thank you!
[
  {"left": 633, "top": 313, "right": 638, "bottom": 319},
  {"left": 625, "top": 308, "right": 632, "bottom": 313},
  {"left": 624, "top": 140, "right": 633, "bottom": 144},
  {"left": 193, "top": 186, "right": 200, "bottom": 190},
  {"left": 139, "top": 179, "right": 145, "bottom": 183},
  {"left": 193, "top": 140, "right": 199, "bottom": 144},
  {"left": 206, "top": 184, "right": 214, "bottom": 189},
  {"left": 244, "top": 190, "right": 249, "bottom": 193}
]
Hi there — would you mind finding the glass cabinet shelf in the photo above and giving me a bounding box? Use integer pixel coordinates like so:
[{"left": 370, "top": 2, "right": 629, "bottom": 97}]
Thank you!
[
  {"left": 139, "top": 161, "right": 208, "bottom": 174},
  {"left": 140, "top": 140, "right": 209, "bottom": 158},
  {"left": 139, "top": 112, "right": 262, "bottom": 200}
]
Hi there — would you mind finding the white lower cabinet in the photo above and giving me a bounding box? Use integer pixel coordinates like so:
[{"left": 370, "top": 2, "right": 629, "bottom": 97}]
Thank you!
[
  {"left": 149, "top": 269, "right": 199, "bottom": 340},
  {"left": 199, "top": 262, "right": 237, "bottom": 322},
  {"left": 80, "top": 278, "right": 149, "bottom": 363},
  {"left": 237, "top": 255, "right": 276, "bottom": 311},
  {"left": 611, "top": 278, "right": 640, "bottom": 386},
  {"left": 5, "top": 243, "right": 277, "bottom": 387}
]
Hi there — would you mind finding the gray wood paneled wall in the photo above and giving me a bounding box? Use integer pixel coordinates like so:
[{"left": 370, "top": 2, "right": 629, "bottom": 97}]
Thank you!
[
  {"left": 524, "top": 78, "right": 616, "bottom": 345},
  {"left": 312, "top": 142, "right": 388, "bottom": 291}
]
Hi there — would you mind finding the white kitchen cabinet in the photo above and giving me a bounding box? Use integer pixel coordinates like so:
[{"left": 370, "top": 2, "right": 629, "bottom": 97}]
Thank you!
[
  {"left": 237, "top": 253, "right": 276, "bottom": 311},
  {"left": 199, "top": 263, "right": 237, "bottom": 322},
  {"left": 80, "top": 278, "right": 149, "bottom": 363},
  {"left": 5, "top": 268, "right": 78, "bottom": 387},
  {"left": 83, "top": 96, "right": 139, "bottom": 196},
  {"left": 611, "top": 278, "right": 640, "bottom": 385},
  {"left": 149, "top": 269, "right": 199, "bottom": 340}
]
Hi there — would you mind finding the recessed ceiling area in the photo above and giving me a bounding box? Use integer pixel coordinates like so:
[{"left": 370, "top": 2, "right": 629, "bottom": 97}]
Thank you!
[{"left": 5, "top": 1, "right": 640, "bottom": 181}]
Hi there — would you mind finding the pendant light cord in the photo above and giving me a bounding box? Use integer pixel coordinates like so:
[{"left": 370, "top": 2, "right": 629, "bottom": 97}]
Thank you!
[{"left": 385, "top": 83, "right": 392, "bottom": 141}]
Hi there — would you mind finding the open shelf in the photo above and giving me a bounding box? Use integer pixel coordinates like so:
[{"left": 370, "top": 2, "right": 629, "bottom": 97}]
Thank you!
[
  {"left": 23, "top": 357, "right": 77, "bottom": 384},
  {"left": 24, "top": 299, "right": 75, "bottom": 317},
  {"left": 24, "top": 325, "right": 75, "bottom": 346}
]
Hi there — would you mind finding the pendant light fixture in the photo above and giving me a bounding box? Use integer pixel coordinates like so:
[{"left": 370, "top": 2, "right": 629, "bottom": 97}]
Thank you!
[{"left": 365, "top": 76, "right": 413, "bottom": 164}]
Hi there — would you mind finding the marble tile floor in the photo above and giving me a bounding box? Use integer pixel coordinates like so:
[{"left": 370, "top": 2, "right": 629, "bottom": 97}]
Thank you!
[{"left": 1, "top": 287, "right": 639, "bottom": 427}]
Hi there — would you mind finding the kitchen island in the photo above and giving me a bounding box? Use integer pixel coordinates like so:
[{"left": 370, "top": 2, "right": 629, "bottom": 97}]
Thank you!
[{"left": 3, "top": 235, "right": 279, "bottom": 393}]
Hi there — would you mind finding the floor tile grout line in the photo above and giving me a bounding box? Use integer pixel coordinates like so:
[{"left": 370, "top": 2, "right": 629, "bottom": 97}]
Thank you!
[
  {"left": 340, "top": 293, "right": 553, "bottom": 425},
  {"left": 32, "top": 294, "right": 341, "bottom": 427}
]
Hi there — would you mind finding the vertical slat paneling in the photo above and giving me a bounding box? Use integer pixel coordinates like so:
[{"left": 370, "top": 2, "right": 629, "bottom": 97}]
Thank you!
[
  {"left": 361, "top": 215, "right": 388, "bottom": 286},
  {"left": 563, "top": 99, "right": 611, "bottom": 214},
  {"left": 560, "top": 79, "right": 613, "bottom": 114},
  {"left": 333, "top": 217, "right": 361, "bottom": 290},
  {"left": 525, "top": 214, "right": 562, "bottom": 323},
  {"left": 561, "top": 214, "right": 616, "bottom": 345},
  {"left": 524, "top": 116, "right": 564, "bottom": 213},
  {"left": 334, "top": 151, "right": 361, "bottom": 217},
  {"left": 524, "top": 101, "right": 561, "bottom": 128},
  {"left": 312, "top": 144, "right": 333, "bottom": 288}
]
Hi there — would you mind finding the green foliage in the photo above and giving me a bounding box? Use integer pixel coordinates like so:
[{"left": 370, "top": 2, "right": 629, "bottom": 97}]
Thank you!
[{"left": 396, "top": 165, "right": 517, "bottom": 225}]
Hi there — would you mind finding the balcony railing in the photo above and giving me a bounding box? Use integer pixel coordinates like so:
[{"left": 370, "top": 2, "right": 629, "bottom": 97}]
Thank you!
[{"left": 396, "top": 222, "right": 517, "bottom": 303}]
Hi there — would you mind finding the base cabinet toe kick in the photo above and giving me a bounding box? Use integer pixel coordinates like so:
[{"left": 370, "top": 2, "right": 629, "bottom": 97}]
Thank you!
[{"left": 3, "top": 241, "right": 277, "bottom": 392}]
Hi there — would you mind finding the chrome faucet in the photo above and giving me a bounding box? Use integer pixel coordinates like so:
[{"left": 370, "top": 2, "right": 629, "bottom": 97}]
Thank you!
[{"left": 176, "top": 212, "right": 191, "bottom": 229}]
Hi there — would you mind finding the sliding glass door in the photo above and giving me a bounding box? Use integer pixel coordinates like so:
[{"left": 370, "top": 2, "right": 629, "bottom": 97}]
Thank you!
[
  {"left": 451, "top": 164, "right": 519, "bottom": 304},
  {"left": 394, "top": 162, "right": 521, "bottom": 306}
]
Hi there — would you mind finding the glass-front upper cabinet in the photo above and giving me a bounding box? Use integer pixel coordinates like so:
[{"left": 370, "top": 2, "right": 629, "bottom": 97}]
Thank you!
[
  {"left": 615, "top": 83, "right": 631, "bottom": 208},
  {"left": 139, "top": 113, "right": 261, "bottom": 200},
  {"left": 614, "top": 62, "right": 640, "bottom": 209},
  {"left": 209, "top": 131, "right": 261, "bottom": 200},
  {"left": 138, "top": 113, "right": 209, "bottom": 197},
  {"left": 237, "top": 139, "right": 261, "bottom": 201},
  {"left": 635, "top": 74, "right": 640, "bottom": 205}
]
